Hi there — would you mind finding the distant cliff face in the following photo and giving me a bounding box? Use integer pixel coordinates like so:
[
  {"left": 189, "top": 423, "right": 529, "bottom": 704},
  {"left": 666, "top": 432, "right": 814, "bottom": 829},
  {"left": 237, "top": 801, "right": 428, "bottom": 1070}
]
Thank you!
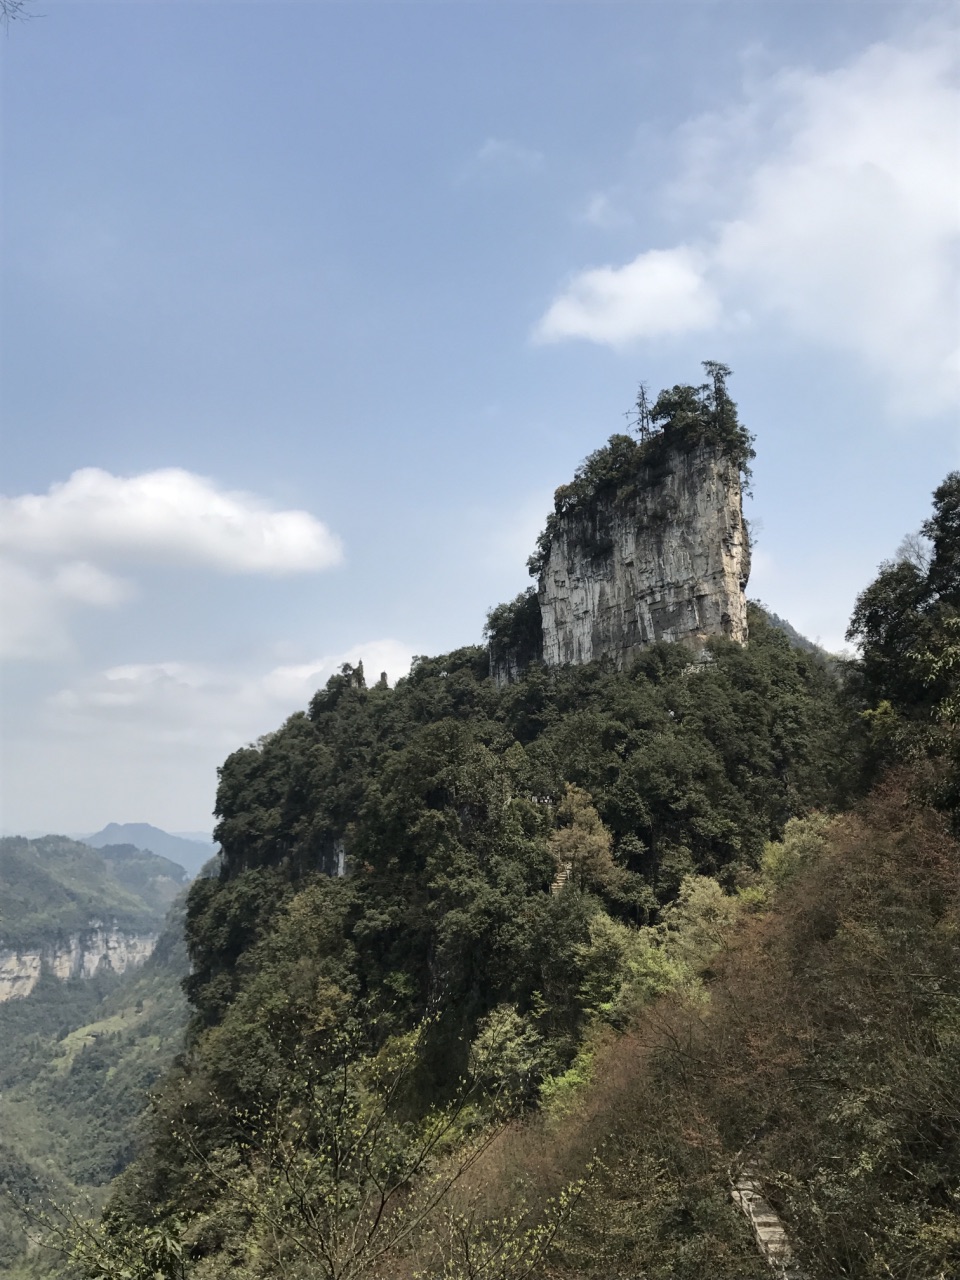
[
  {"left": 0, "top": 927, "right": 157, "bottom": 1001},
  {"left": 538, "top": 442, "right": 749, "bottom": 669}
]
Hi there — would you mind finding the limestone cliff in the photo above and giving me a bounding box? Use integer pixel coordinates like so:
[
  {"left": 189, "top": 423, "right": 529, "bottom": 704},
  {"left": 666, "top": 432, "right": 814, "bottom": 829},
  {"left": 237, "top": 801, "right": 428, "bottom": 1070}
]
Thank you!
[
  {"left": 538, "top": 440, "right": 749, "bottom": 669},
  {"left": 0, "top": 927, "right": 158, "bottom": 1001},
  {"left": 487, "top": 370, "right": 754, "bottom": 681}
]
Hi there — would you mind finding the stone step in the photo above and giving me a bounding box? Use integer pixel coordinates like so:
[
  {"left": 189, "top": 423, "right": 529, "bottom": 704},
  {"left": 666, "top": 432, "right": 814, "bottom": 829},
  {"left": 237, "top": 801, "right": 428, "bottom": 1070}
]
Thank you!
[
  {"left": 731, "top": 1165, "right": 806, "bottom": 1278},
  {"left": 550, "top": 861, "right": 573, "bottom": 893}
]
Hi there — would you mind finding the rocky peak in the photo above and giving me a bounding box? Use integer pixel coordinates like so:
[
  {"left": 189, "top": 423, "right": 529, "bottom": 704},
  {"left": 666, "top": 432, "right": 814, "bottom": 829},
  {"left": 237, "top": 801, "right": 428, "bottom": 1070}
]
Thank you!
[{"left": 538, "top": 439, "right": 749, "bottom": 669}]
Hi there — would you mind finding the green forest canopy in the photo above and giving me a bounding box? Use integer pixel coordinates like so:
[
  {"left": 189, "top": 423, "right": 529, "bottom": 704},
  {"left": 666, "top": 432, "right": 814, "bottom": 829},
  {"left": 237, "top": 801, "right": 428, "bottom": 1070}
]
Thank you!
[{"left": 19, "top": 419, "right": 960, "bottom": 1277}]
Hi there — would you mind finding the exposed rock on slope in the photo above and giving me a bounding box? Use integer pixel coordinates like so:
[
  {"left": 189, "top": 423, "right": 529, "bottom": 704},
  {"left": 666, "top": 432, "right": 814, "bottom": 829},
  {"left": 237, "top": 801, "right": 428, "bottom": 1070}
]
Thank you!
[
  {"left": 539, "top": 440, "right": 749, "bottom": 669},
  {"left": 487, "top": 369, "right": 754, "bottom": 682},
  {"left": 0, "top": 928, "right": 158, "bottom": 1001},
  {"left": 0, "top": 834, "right": 173, "bottom": 1000}
]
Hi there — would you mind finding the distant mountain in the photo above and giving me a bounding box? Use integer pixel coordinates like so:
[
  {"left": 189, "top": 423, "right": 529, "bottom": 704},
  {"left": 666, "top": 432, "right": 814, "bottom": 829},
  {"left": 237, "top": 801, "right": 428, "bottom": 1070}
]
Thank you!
[
  {"left": 84, "top": 823, "right": 218, "bottom": 878},
  {"left": 749, "top": 602, "right": 833, "bottom": 658},
  {"left": 0, "top": 835, "right": 167, "bottom": 951},
  {"left": 96, "top": 842, "right": 187, "bottom": 912}
]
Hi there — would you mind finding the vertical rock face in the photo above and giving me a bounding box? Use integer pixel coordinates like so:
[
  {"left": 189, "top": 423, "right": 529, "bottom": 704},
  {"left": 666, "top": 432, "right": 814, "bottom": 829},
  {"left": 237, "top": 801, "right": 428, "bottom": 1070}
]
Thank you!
[
  {"left": 0, "top": 928, "right": 158, "bottom": 1002},
  {"left": 538, "top": 443, "right": 749, "bottom": 668}
]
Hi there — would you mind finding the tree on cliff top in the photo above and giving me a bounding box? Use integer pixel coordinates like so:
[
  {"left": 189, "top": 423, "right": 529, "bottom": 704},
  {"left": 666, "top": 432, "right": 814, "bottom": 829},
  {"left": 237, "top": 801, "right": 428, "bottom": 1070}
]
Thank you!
[{"left": 528, "top": 363, "right": 753, "bottom": 578}]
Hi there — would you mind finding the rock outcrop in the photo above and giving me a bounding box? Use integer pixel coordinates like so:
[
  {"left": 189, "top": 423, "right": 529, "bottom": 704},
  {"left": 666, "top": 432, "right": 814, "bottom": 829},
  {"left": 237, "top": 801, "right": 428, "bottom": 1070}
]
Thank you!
[
  {"left": 0, "top": 927, "right": 158, "bottom": 1001},
  {"left": 537, "top": 441, "right": 748, "bottom": 669}
]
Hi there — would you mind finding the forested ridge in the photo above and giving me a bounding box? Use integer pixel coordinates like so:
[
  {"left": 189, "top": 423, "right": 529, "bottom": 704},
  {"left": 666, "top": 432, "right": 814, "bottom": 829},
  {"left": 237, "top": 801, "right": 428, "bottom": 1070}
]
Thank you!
[
  {"left": 0, "top": 837, "right": 185, "bottom": 950},
  {"left": 0, "top": 878, "right": 189, "bottom": 1278},
  {"left": 12, "top": 410, "right": 960, "bottom": 1277}
]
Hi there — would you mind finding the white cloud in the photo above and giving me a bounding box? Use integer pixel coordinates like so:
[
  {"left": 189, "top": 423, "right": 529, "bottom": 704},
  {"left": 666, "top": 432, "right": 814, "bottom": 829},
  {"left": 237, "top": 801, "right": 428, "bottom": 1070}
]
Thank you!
[
  {"left": 536, "top": 28, "right": 960, "bottom": 412},
  {"left": 1, "top": 467, "right": 342, "bottom": 573},
  {"left": 0, "top": 558, "right": 133, "bottom": 660},
  {"left": 535, "top": 247, "right": 720, "bottom": 346},
  {"left": 0, "top": 467, "right": 343, "bottom": 661},
  {"left": 53, "top": 561, "right": 131, "bottom": 607},
  {"left": 1, "top": 638, "right": 417, "bottom": 834},
  {"left": 46, "top": 640, "right": 417, "bottom": 746}
]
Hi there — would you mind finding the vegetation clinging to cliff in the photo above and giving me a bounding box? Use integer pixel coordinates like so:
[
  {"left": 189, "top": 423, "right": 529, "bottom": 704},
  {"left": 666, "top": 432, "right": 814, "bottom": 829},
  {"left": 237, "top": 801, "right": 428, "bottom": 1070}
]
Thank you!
[
  {"left": 527, "top": 362, "right": 754, "bottom": 578},
  {"left": 484, "top": 587, "right": 543, "bottom": 673}
]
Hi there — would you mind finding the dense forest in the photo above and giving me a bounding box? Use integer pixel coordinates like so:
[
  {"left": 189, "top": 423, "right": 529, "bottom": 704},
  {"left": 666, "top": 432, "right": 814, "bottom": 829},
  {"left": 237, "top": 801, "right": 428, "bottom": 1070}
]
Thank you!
[
  {"left": 0, "top": 836, "right": 185, "bottom": 950},
  {"left": 9, "top": 382, "right": 960, "bottom": 1279},
  {"left": 0, "top": 843, "right": 190, "bottom": 1278}
]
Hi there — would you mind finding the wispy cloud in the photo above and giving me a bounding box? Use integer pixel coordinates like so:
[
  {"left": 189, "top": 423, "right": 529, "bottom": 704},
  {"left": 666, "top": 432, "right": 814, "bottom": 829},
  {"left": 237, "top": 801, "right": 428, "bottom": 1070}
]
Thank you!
[
  {"left": 47, "top": 640, "right": 418, "bottom": 746},
  {"left": 2, "top": 639, "right": 418, "bottom": 832},
  {"left": 535, "top": 27, "right": 960, "bottom": 413},
  {"left": 461, "top": 136, "right": 544, "bottom": 181},
  {"left": 0, "top": 558, "right": 133, "bottom": 660},
  {"left": 0, "top": 467, "right": 343, "bottom": 660},
  {"left": 578, "top": 191, "right": 634, "bottom": 231}
]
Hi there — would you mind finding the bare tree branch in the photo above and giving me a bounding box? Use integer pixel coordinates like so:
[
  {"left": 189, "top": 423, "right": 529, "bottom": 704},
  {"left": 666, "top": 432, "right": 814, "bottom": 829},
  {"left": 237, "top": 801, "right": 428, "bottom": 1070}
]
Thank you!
[{"left": 1, "top": 0, "right": 35, "bottom": 29}]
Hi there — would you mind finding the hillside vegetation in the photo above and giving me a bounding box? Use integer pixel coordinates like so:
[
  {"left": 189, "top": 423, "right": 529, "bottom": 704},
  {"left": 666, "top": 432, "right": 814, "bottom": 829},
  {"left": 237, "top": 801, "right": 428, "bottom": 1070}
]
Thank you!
[
  {"left": 21, "top": 414, "right": 960, "bottom": 1278},
  {"left": 56, "top": 600, "right": 861, "bottom": 1277},
  {"left": 0, "top": 901, "right": 189, "bottom": 1279},
  {"left": 0, "top": 841, "right": 190, "bottom": 1278},
  {"left": 0, "top": 837, "right": 184, "bottom": 948}
]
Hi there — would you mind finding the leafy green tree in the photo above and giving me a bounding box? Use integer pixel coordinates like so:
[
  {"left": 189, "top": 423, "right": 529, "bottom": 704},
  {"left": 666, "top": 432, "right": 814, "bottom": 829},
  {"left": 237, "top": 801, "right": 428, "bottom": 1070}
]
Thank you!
[
  {"left": 548, "top": 784, "right": 617, "bottom": 894},
  {"left": 74, "top": 587, "right": 849, "bottom": 1276},
  {"left": 847, "top": 472, "right": 960, "bottom": 816}
]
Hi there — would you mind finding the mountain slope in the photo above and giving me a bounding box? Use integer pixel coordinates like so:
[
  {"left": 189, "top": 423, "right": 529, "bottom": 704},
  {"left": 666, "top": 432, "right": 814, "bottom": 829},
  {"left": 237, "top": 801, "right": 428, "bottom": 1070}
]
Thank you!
[
  {"left": 84, "top": 824, "right": 217, "bottom": 878},
  {"left": 80, "top": 603, "right": 854, "bottom": 1277},
  {"left": 0, "top": 898, "right": 189, "bottom": 1279},
  {"left": 0, "top": 836, "right": 174, "bottom": 951},
  {"left": 95, "top": 843, "right": 187, "bottom": 914}
]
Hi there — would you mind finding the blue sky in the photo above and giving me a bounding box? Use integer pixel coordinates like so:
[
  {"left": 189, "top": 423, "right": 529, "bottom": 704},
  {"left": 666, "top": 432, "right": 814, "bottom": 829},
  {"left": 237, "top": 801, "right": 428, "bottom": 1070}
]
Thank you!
[{"left": 1, "top": 0, "right": 957, "bottom": 836}]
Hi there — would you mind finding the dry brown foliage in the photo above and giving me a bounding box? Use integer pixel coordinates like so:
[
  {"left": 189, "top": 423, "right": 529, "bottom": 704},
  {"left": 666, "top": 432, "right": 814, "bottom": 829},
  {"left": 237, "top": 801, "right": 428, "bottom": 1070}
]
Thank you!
[{"left": 392, "top": 774, "right": 960, "bottom": 1278}]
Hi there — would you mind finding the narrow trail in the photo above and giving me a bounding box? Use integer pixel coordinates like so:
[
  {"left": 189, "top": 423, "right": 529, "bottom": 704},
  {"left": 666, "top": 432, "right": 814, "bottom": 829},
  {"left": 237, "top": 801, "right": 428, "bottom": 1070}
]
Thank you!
[
  {"left": 553, "top": 857, "right": 805, "bottom": 1277},
  {"left": 551, "top": 862, "right": 572, "bottom": 893},
  {"left": 731, "top": 1166, "right": 806, "bottom": 1278}
]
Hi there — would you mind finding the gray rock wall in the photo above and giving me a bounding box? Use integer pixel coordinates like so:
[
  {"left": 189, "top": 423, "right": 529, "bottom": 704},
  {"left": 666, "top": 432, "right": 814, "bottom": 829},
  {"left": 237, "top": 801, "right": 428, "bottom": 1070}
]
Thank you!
[
  {"left": 0, "top": 927, "right": 158, "bottom": 1001},
  {"left": 538, "top": 443, "right": 748, "bottom": 668}
]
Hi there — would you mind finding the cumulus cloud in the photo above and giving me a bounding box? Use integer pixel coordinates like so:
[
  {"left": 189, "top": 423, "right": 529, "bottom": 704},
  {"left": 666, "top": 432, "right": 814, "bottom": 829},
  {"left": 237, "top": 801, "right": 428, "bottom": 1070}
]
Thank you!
[
  {"left": 1, "top": 467, "right": 342, "bottom": 573},
  {"left": 536, "top": 28, "right": 960, "bottom": 412},
  {"left": 53, "top": 560, "right": 131, "bottom": 607},
  {"left": 0, "top": 467, "right": 343, "bottom": 660},
  {"left": 536, "top": 247, "right": 720, "bottom": 345}
]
